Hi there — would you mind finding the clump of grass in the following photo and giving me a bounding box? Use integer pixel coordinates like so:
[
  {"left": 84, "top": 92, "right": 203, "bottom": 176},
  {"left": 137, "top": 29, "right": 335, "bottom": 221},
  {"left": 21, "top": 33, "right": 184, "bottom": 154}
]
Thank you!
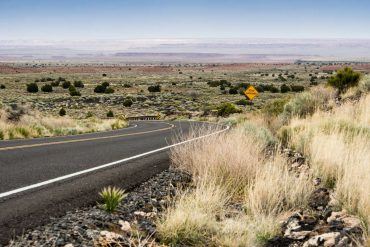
[
  {"left": 99, "top": 186, "right": 126, "bottom": 213},
  {"left": 157, "top": 182, "right": 229, "bottom": 246}
]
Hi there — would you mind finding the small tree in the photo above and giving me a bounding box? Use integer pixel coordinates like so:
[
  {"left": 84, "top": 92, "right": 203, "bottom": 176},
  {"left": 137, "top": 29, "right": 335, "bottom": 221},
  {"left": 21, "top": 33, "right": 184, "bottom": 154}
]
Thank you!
[
  {"left": 61, "top": 81, "right": 71, "bottom": 89},
  {"left": 217, "top": 103, "right": 242, "bottom": 117},
  {"left": 280, "top": 84, "right": 291, "bottom": 93},
  {"left": 59, "top": 108, "right": 66, "bottom": 116},
  {"left": 73, "top": 80, "right": 84, "bottom": 88},
  {"left": 148, "top": 85, "right": 161, "bottom": 92},
  {"left": 27, "top": 83, "right": 39, "bottom": 93},
  {"left": 123, "top": 98, "right": 133, "bottom": 107},
  {"left": 328, "top": 67, "right": 361, "bottom": 93},
  {"left": 106, "top": 110, "right": 114, "bottom": 118},
  {"left": 41, "top": 84, "right": 53, "bottom": 92}
]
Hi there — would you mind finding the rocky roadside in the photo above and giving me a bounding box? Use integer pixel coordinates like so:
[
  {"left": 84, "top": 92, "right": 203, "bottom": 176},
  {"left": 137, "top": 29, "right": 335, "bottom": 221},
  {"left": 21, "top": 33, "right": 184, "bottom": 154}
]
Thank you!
[
  {"left": 267, "top": 149, "right": 365, "bottom": 247},
  {"left": 7, "top": 169, "right": 191, "bottom": 247},
  {"left": 6, "top": 150, "right": 366, "bottom": 247}
]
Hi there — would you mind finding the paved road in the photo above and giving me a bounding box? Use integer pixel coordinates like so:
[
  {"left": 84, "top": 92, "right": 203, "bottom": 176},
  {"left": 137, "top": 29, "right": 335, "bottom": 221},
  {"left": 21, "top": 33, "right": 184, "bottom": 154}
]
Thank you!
[{"left": 0, "top": 121, "right": 221, "bottom": 244}]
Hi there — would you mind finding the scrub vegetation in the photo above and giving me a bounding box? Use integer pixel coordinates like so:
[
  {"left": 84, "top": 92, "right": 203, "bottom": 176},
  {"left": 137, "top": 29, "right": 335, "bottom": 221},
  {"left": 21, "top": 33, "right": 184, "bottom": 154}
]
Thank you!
[{"left": 157, "top": 73, "right": 370, "bottom": 246}]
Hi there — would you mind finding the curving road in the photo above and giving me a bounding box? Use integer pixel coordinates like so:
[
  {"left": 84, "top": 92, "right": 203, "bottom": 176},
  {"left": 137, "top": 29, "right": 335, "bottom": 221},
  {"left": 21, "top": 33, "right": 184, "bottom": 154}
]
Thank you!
[{"left": 0, "top": 121, "right": 224, "bottom": 244}]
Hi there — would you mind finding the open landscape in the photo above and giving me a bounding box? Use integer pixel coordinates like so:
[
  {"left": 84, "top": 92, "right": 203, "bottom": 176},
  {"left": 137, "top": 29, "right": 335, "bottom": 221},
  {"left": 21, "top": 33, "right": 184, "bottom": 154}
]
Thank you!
[{"left": 1, "top": 0, "right": 370, "bottom": 246}]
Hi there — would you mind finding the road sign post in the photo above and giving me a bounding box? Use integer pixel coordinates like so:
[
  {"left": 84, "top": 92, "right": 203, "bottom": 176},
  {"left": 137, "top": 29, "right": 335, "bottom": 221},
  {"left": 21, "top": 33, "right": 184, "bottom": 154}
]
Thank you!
[{"left": 244, "top": 85, "right": 259, "bottom": 100}]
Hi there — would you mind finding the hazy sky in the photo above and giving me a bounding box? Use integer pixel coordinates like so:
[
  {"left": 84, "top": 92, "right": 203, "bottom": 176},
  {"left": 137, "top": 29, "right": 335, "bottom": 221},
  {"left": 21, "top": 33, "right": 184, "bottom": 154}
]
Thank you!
[{"left": 1, "top": 0, "right": 370, "bottom": 40}]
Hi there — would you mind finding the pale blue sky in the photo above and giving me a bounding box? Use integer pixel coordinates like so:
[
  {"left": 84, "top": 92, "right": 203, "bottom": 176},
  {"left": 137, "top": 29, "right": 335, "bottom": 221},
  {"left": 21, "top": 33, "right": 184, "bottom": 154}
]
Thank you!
[{"left": 1, "top": 0, "right": 370, "bottom": 40}]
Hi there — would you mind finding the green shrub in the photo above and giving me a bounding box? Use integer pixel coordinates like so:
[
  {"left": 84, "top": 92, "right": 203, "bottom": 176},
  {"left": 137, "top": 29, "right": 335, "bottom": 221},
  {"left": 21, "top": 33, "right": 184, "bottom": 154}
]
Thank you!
[
  {"left": 228, "top": 87, "right": 238, "bottom": 94},
  {"left": 269, "top": 85, "right": 279, "bottom": 93},
  {"left": 235, "top": 99, "right": 250, "bottom": 106},
  {"left": 86, "top": 111, "right": 93, "bottom": 118},
  {"left": 73, "top": 80, "right": 84, "bottom": 88},
  {"left": 59, "top": 108, "right": 66, "bottom": 116},
  {"left": 280, "top": 84, "right": 291, "bottom": 93},
  {"left": 57, "top": 77, "right": 66, "bottom": 82},
  {"left": 26, "top": 83, "right": 38, "bottom": 93},
  {"left": 282, "top": 92, "right": 317, "bottom": 118},
  {"left": 51, "top": 81, "right": 60, "bottom": 87},
  {"left": 123, "top": 83, "right": 132, "bottom": 88},
  {"left": 61, "top": 81, "right": 71, "bottom": 89},
  {"left": 255, "top": 85, "right": 264, "bottom": 92},
  {"left": 99, "top": 186, "right": 126, "bottom": 213},
  {"left": 262, "top": 97, "right": 290, "bottom": 116},
  {"left": 104, "top": 87, "right": 114, "bottom": 94},
  {"left": 102, "top": 81, "right": 110, "bottom": 88},
  {"left": 41, "top": 84, "right": 53, "bottom": 92},
  {"left": 0, "top": 84, "right": 5, "bottom": 89},
  {"left": 123, "top": 99, "right": 133, "bottom": 107},
  {"left": 94, "top": 84, "right": 106, "bottom": 93},
  {"left": 69, "top": 89, "right": 81, "bottom": 96},
  {"left": 291, "top": 85, "right": 305, "bottom": 92},
  {"left": 217, "top": 103, "right": 242, "bottom": 117},
  {"left": 328, "top": 67, "right": 361, "bottom": 93},
  {"left": 0, "top": 130, "right": 4, "bottom": 140},
  {"left": 148, "top": 84, "right": 161, "bottom": 92},
  {"left": 106, "top": 110, "right": 114, "bottom": 118}
]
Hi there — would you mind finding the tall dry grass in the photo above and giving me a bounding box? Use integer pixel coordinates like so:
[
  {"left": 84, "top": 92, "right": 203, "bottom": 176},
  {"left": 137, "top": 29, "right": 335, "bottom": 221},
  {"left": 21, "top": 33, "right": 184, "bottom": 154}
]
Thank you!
[
  {"left": 159, "top": 120, "right": 313, "bottom": 246},
  {"left": 0, "top": 107, "right": 128, "bottom": 140},
  {"left": 281, "top": 93, "right": 370, "bottom": 235}
]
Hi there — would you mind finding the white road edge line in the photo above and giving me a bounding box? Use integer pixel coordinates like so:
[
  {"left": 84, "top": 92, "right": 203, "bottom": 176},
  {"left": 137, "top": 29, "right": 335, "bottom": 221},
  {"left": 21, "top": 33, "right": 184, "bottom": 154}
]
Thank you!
[{"left": 0, "top": 125, "right": 230, "bottom": 199}]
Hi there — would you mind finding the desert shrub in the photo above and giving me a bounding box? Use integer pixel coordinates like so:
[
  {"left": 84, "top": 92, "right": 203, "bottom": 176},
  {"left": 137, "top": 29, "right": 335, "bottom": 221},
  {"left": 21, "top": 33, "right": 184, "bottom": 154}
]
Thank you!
[
  {"left": 217, "top": 103, "right": 242, "bottom": 117},
  {"left": 207, "top": 80, "right": 221, "bottom": 87},
  {"left": 102, "top": 81, "right": 110, "bottom": 87},
  {"left": 86, "top": 111, "right": 93, "bottom": 118},
  {"left": 280, "top": 84, "right": 291, "bottom": 93},
  {"left": 219, "top": 84, "right": 225, "bottom": 90},
  {"left": 104, "top": 87, "right": 114, "bottom": 94},
  {"left": 123, "top": 99, "right": 133, "bottom": 107},
  {"left": 50, "top": 81, "right": 60, "bottom": 87},
  {"left": 73, "top": 80, "right": 84, "bottom": 88},
  {"left": 269, "top": 85, "right": 279, "bottom": 93},
  {"left": 328, "top": 67, "right": 361, "bottom": 93},
  {"left": 228, "top": 87, "right": 238, "bottom": 94},
  {"left": 0, "top": 84, "right": 5, "bottom": 89},
  {"left": 148, "top": 84, "right": 161, "bottom": 92},
  {"left": 102, "top": 73, "right": 107, "bottom": 77},
  {"left": 0, "top": 130, "right": 3, "bottom": 140},
  {"left": 59, "top": 108, "right": 66, "bottom": 116},
  {"left": 41, "top": 84, "right": 53, "bottom": 93},
  {"left": 262, "top": 97, "right": 290, "bottom": 117},
  {"left": 69, "top": 89, "right": 81, "bottom": 96},
  {"left": 255, "top": 85, "right": 264, "bottom": 92},
  {"left": 282, "top": 92, "right": 318, "bottom": 118},
  {"left": 94, "top": 84, "right": 106, "bottom": 93},
  {"left": 106, "top": 110, "right": 114, "bottom": 118},
  {"left": 123, "top": 83, "right": 132, "bottom": 88},
  {"left": 26, "top": 83, "right": 38, "bottom": 93},
  {"left": 99, "top": 186, "right": 126, "bottom": 213},
  {"left": 278, "top": 75, "right": 287, "bottom": 81},
  {"left": 57, "top": 77, "right": 66, "bottom": 82},
  {"left": 61, "top": 81, "right": 71, "bottom": 89},
  {"left": 291, "top": 85, "right": 305, "bottom": 92},
  {"left": 235, "top": 99, "right": 250, "bottom": 106}
]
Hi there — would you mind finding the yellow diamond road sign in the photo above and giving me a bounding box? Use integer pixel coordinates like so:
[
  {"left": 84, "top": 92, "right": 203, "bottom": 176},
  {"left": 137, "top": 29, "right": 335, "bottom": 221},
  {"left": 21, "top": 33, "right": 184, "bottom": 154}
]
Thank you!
[{"left": 244, "top": 85, "right": 259, "bottom": 100}]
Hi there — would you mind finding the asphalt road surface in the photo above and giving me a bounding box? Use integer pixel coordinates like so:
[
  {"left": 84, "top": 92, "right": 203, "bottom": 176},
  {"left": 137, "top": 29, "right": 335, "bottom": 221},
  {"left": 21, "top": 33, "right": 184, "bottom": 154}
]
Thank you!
[{"left": 0, "top": 120, "right": 223, "bottom": 244}]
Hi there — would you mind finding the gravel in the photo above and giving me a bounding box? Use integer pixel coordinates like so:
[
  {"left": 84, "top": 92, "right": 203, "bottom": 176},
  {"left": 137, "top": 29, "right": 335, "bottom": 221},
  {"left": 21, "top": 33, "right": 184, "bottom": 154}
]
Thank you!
[{"left": 7, "top": 169, "right": 191, "bottom": 247}]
